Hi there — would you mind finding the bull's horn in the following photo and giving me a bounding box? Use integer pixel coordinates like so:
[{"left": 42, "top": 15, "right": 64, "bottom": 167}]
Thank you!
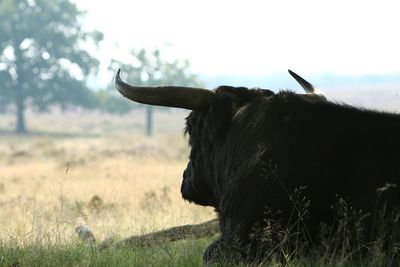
[
  {"left": 288, "top": 70, "right": 315, "bottom": 94},
  {"left": 114, "top": 69, "right": 215, "bottom": 110}
]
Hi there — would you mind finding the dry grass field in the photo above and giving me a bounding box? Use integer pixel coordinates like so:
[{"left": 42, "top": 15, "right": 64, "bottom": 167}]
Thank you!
[
  {"left": 1, "top": 108, "right": 399, "bottom": 266},
  {"left": 0, "top": 109, "right": 216, "bottom": 247}
]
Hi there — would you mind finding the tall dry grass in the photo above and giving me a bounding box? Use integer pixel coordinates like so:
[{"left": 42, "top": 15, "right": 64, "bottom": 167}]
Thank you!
[{"left": 0, "top": 110, "right": 216, "bottom": 246}]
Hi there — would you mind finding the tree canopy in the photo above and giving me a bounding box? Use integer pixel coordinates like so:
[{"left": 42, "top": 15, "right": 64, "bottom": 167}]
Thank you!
[{"left": 0, "top": 0, "right": 103, "bottom": 133}]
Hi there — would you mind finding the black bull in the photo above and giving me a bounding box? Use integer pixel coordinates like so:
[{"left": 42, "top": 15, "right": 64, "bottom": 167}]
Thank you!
[{"left": 115, "top": 70, "right": 400, "bottom": 262}]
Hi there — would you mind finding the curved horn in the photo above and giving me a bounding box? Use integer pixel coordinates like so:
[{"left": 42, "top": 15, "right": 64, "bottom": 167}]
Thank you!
[
  {"left": 114, "top": 69, "right": 215, "bottom": 110},
  {"left": 288, "top": 69, "right": 315, "bottom": 93}
]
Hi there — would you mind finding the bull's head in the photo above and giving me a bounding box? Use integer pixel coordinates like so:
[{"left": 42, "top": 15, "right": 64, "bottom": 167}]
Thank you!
[{"left": 114, "top": 69, "right": 317, "bottom": 208}]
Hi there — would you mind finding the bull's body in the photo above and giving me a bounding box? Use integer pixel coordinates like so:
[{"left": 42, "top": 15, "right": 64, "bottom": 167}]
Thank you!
[
  {"left": 183, "top": 87, "right": 400, "bottom": 261},
  {"left": 115, "top": 70, "right": 400, "bottom": 263}
]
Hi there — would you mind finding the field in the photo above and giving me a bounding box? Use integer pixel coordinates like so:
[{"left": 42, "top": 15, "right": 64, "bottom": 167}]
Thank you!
[
  {"left": 0, "top": 110, "right": 217, "bottom": 266},
  {"left": 0, "top": 110, "right": 399, "bottom": 266}
]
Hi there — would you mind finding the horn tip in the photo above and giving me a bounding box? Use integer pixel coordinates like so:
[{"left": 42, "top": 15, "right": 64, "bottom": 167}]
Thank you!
[
  {"left": 287, "top": 69, "right": 298, "bottom": 78},
  {"left": 114, "top": 68, "right": 128, "bottom": 98},
  {"left": 114, "top": 69, "right": 124, "bottom": 91},
  {"left": 115, "top": 68, "right": 122, "bottom": 81}
]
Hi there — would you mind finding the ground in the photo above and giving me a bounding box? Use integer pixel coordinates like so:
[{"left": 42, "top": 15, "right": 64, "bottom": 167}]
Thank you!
[{"left": 0, "top": 109, "right": 217, "bottom": 266}]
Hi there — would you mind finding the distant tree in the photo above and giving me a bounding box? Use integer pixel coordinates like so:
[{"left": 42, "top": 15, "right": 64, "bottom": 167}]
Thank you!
[
  {"left": 110, "top": 48, "right": 203, "bottom": 136},
  {"left": 95, "top": 90, "right": 135, "bottom": 114},
  {"left": 0, "top": 0, "right": 103, "bottom": 133}
]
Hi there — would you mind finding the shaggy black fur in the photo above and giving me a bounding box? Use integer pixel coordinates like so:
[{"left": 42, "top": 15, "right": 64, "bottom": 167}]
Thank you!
[{"left": 181, "top": 86, "right": 400, "bottom": 263}]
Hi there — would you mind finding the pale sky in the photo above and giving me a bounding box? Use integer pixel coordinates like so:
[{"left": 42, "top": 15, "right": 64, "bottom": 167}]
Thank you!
[{"left": 76, "top": 0, "right": 400, "bottom": 86}]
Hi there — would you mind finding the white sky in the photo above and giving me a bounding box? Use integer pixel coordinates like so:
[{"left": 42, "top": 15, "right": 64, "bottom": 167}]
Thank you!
[{"left": 76, "top": 0, "right": 400, "bottom": 86}]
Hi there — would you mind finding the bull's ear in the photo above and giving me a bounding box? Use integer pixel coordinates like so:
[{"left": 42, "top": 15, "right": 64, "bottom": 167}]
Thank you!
[{"left": 288, "top": 70, "right": 315, "bottom": 94}]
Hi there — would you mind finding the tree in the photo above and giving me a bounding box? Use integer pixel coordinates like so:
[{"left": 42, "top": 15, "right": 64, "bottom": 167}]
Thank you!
[
  {"left": 110, "top": 48, "right": 203, "bottom": 136},
  {"left": 95, "top": 90, "right": 135, "bottom": 114},
  {"left": 0, "top": 0, "right": 103, "bottom": 133}
]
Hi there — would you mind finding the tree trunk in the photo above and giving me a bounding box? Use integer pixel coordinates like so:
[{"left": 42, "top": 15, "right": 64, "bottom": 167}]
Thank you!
[
  {"left": 146, "top": 106, "right": 153, "bottom": 136},
  {"left": 13, "top": 44, "right": 27, "bottom": 134},
  {"left": 15, "top": 85, "right": 27, "bottom": 134}
]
